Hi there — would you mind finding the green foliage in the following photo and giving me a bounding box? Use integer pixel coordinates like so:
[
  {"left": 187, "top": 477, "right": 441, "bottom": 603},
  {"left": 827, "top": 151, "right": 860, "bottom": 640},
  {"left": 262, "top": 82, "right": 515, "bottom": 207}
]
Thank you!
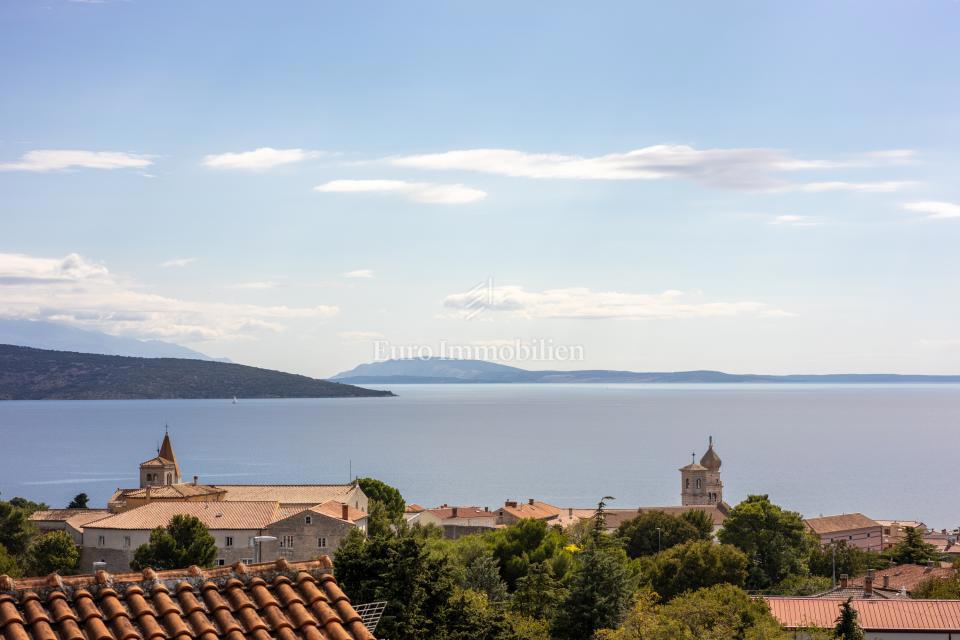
[
  {"left": 130, "top": 514, "right": 217, "bottom": 571},
  {"left": 912, "top": 574, "right": 960, "bottom": 599},
  {"left": 365, "top": 500, "right": 396, "bottom": 538},
  {"left": 889, "top": 527, "right": 938, "bottom": 565},
  {"left": 512, "top": 561, "right": 567, "bottom": 621},
  {"left": 808, "top": 539, "right": 882, "bottom": 579},
  {"left": 616, "top": 511, "right": 704, "bottom": 558},
  {"left": 464, "top": 556, "right": 508, "bottom": 602},
  {"left": 597, "top": 584, "right": 812, "bottom": 640},
  {"left": 8, "top": 498, "right": 48, "bottom": 514},
  {"left": 718, "top": 495, "right": 811, "bottom": 589},
  {"left": 833, "top": 599, "right": 865, "bottom": 640},
  {"left": 67, "top": 493, "right": 89, "bottom": 509},
  {"left": 26, "top": 531, "right": 79, "bottom": 576},
  {"left": 490, "top": 519, "right": 571, "bottom": 588},
  {"left": 680, "top": 509, "right": 716, "bottom": 539},
  {"left": 357, "top": 478, "right": 406, "bottom": 521},
  {"left": 645, "top": 540, "right": 748, "bottom": 600},
  {"left": 0, "top": 500, "right": 35, "bottom": 555},
  {"left": 0, "top": 543, "right": 22, "bottom": 578},
  {"left": 769, "top": 573, "right": 833, "bottom": 596},
  {"left": 552, "top": 538, "right": 633, "bottom": 640}
]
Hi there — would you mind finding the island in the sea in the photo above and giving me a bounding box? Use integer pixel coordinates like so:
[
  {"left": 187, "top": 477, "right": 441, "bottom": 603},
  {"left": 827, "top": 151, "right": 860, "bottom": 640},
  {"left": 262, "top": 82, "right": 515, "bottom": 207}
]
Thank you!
[{"left": 0, "top": 344, "right": 393, "bottom": 400}]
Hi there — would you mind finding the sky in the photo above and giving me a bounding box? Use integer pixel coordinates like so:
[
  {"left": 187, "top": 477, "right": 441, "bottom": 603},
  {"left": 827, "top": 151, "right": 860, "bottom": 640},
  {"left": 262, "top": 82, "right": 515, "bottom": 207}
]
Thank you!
[{"left": 1, "top": 0, "right": 959, "bottom": 377}]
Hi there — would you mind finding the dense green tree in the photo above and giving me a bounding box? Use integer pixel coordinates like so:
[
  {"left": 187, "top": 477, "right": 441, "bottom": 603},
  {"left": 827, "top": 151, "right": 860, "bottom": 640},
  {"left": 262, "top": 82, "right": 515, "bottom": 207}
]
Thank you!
[
  {"left": 808, "top": 539, "right": 882, "bottom": 579},
  {"left": 646, "top": 540, "right": 748, "bottom": 600},
  {"left": 67, "top": 494, "right": 89, "bottom": 509},
  {"left": 464, "top": 556, "right": 508, "bottom": 602},
  {"left": 8, "top": 498, "right": 48, "bottom": 514},
  {"left": 0, "top": 543, "right": 22, "bottom": 578},
  {"left": 552, "top": 538, "right": 633, "bottom": 640},
  {"left": 912, "top": 574, "right": 960, "bottom": 599},
  {"left": 770, "top": 574, "right": 833, "bottom": 596},
  {"left": 617, "top": 511, "right": 701, "bottom": 558},
  {"left": 334, "top": 528, "right": 456, "bottom": 640},
  {"left": 680, "top": 509, "right": 716, "bottom": 540},
  {"left": 365, "top": 500, "right": 395, "bottom": 538},
  {"left": 596, "top": 584, "right": 810, "bottom": 640},
  {"left": 489, "top": 519, "right": 571, "bottom": 588},
  {"left": 26, "top": 531, "right": 79, "bottom": 576},
  {"left": 834, "top": 599, "right": 865, "bottom": 640},
  {"left": 0, "top": 500, "right": 35, "bottom": 555},
  {"left": 511, "top": 561, "right": 567, "bottom": 621},
  {"left": 357, "top": 478, "right": 405, "bottom": 522},
  {"left": 130, "top": 514, "right": 217, "bottom": 570},
  {"left": 718, "top": 495, "right": 812, "bottom": 589},
  {"left": 889, "top": 527, "right": 938, "bottom": 565}
]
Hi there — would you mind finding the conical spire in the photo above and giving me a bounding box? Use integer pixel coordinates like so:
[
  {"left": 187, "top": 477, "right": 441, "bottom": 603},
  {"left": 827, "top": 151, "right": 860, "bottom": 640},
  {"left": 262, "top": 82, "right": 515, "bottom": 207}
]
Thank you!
[
  {"left": 158, "top": 429, "right": 181, "bottom": 479},
  {"left": 699, "top": 435, "right": 721, "bottom": 471}
]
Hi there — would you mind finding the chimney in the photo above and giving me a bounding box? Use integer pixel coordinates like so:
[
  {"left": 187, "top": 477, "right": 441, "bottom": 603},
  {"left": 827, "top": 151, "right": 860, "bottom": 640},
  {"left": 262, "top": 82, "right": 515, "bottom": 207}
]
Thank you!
[
  {"left": 864, "top": 569, "right": 874, "bottom": 596},
  {"left": 839, "top": 574, "right": 849, "bottom": 588},
  {"left": 452, "top": 507, "right": 459, "bottom": 518},
  {"left": 341, "top": 503, "right": 349, "bottom": 521},
  {"left": 505, "top": 500, "right": 517, "bottom": 508},
  {"left": 484, "top": 506, "right": 489, "bottom": 512},
  {"left": 927, "top": 560, "right": 935, "bottom": 569},
  {"left": 568, "top": 508, "right": 573, "bottom": 517},
  {"left": 528, "top": 498, "right": 535, "bottom": 506},
  {"left": 882, "top": 575, "right": 890, "bottom": 589},
  {"left": 193, "top": 475, "right": 198, "bottom": 485}
]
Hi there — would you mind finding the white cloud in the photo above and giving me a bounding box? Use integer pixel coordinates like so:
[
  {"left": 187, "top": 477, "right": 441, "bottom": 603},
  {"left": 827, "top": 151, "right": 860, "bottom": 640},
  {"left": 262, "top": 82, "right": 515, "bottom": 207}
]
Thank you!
[
  {"left": 799, "top": 180, "right": 916, "bottom": 193},
  {"left": 202, "top": 147, "right": 320, "bottom": 170},
  {"left": 229, "top": 281, "right": 279, "bottom": 290},
  {"left": 160, "top": 257, "right": 198, "bottom": 268},
  {"left": 903, "top": 201, "right": 960, "bottom": 219},
  {"left": 443, "top": 285, "right": 791, "bottom": 320},
  {"left": 0, "top": 150, "right": 153, "bottom": 172},
  {"left": 343, "top": 269, "right": 375, "bottom": 279},
  {"left": 315, "top": 179, "right": 487, "bottom": 204},
  {"left": 389, "top": 145, "right": 916, "bottom": 191},
  {"left": 769, "top": 215, "right": 825, "bottom": 227},
  {"left": 0, "top": 252, "right": 338, "bottom": 342},
  {"left": 338, "top": 331, "right": 385, "bottom": 343}
]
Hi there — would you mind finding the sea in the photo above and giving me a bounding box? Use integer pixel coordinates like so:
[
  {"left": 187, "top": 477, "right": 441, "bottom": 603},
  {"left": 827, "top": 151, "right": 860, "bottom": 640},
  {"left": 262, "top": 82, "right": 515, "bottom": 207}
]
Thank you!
[{"left": 0, "top": 384, "right": 957, "bottom": 528}]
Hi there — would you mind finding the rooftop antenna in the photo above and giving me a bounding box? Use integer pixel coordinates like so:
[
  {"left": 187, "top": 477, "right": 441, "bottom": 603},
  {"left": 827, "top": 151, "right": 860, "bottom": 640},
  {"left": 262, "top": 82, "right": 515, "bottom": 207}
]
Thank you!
[
  {"left": 349, "top": 459, "right": 352, "bottom": 483},
  {"left": 691, "top": 452, "right": 696, "bottom": 464}
]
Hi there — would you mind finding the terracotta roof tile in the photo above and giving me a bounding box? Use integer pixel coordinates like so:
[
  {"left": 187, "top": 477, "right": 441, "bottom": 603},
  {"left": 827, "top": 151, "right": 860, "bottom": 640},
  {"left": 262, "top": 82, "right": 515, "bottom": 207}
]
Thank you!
[
  {"left": 804, "top": 513, "right": 881, "bottom": 535},
  {"left": 0, "top": 561, "right": 375, "bottom": 640},
  {"left": 217, "top": 486, "right": 358, "bottom": 505},
  {"left": 766, "top": 597, "right": 960, "bottom": 631},
  {"left": 850, "top": 564, "right": 956, "bottom": 593},
  {"left": 86, "top": 502, "right": 281, "bottom": 531}
]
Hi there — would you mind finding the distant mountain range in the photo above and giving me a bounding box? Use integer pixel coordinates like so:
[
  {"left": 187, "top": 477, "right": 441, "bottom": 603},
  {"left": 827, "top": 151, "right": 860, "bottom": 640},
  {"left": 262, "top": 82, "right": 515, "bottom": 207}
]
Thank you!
[
  {"left": 0, "top": 319, "right": 229, "bottom": 361},
  {"left": 0, "top": 344, "right": 393, "bottom": 400},
  {"left": 332, "top": 358, "right": 960, "bottom": 384}
]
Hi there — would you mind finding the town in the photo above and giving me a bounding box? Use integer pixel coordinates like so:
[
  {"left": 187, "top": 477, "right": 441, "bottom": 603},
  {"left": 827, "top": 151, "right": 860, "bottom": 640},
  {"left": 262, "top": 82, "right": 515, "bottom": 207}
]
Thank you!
[{"left": 1, "top": 432, "right": 958, "bottom": 639}]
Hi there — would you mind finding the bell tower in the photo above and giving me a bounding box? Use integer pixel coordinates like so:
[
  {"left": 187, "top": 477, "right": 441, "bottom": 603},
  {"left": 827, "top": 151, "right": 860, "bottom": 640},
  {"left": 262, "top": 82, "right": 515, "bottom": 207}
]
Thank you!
[
  {"left": 139, "top": 429, "right": 182, "bottom": 488},
  {"left": 680, "top": 436, "right": 723, "bottom": 506}
]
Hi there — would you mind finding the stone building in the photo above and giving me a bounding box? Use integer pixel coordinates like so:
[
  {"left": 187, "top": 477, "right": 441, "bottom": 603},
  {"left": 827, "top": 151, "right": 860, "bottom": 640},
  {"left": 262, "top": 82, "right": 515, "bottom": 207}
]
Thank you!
[{"left": 680, "top": 436, "right": 724, "bottom": 507}]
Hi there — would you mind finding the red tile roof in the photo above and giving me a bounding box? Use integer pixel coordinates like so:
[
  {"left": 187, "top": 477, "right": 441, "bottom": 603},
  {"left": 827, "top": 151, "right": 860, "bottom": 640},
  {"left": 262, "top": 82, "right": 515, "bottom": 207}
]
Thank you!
[
  {"left": 850, "top": 564, "right": 956, "bottom": 593},
  {"left": 766, "top": 597, "right": 960, "bottom": 631},
  {"left": 425, "top": 507, "right": 496, "bottom": 521},
  {"left": 497, "top": 501, "right": 562, "bottom": 520},
  {"left": 83, "top": 502, "right": 282, "bottom": 531},
  {"left": 804, "top": 513, "right": 881, "bottom": 535},
  {"left": 0, "top": 559, "right": 375, "bottom": 640}
]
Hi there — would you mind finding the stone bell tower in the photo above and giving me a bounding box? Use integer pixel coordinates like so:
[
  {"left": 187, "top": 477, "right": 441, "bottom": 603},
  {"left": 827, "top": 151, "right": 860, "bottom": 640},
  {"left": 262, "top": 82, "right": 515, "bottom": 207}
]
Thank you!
[
  {"left": 139, "top": 429, "right": 182, "bottom": 488},
  {"left": 680, "top": 436, "right": 723, "bottom": 506}
]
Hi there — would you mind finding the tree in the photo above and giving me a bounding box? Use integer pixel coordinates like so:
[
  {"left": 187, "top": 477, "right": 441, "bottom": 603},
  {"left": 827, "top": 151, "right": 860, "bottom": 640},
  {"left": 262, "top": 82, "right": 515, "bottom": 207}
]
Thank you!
[
  {"left": 889, "top": 527, "right": 938, "bottom": 565},
  {"left": 718, "top": 495, "right": 811, "bottom": 589},
  {"left": 464, "top": 556, "right": 508, "bottom": 602},
  {"left": 130, "top": 514, "right": 217, "bottom": 570},
  {"left": 0, "top": 543, "right": 22, "bottom": 578},
  {"left": 489, "top": 519, "right": 571, "bottom": 588},
  {"left": 8, "top": 498, "right": 48, "bottom": 514},
  {"left": 771, "top": 574, "right": 833, "bottom": 596},
  {"left": 680, "top": 509, "right": 716, "bottom": 540},
  {"left": 912, "top": 574, "right": 960, "bottom": 599},
  {"left": 512, "top": 562, "right": 567, "bottom": 621},
  {"left": 357, "top": 478, "right": 405, "bottom": 522},
  {"left": 25, "top": 531, "right": 79, "bottom": 576},
  {"left": 646, "top": 540, "right": 748, "bottom": 600},
  {"left": 67, "top": 493, "right": 89, "bottom": 509},
  {"left": 808, "top": 539, "right": 881, "bottom": 579},
  {"left": 617, "top": 511, "right": 701, "bottom": 558},
  {"left": 0, "top": 500, "right": 35, "bottom": 556},
  {"left": 552, "top": 538, "right": 633, "bottom": 640},
  {"left": 834, "top": 599, "right": 865, "bottom": 640}
]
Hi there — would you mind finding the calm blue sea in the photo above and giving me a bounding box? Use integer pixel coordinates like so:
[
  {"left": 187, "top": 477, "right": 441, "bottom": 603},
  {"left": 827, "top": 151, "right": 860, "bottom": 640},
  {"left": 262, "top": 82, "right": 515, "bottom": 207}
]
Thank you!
[{"left": 0, "top": 384, "right": 957, "bottom": 527}]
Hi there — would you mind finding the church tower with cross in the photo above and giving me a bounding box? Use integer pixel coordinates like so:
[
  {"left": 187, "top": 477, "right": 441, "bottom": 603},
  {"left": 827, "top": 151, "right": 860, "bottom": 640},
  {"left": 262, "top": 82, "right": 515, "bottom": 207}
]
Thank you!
[
  {"left": 679, "top": 436, "right": 723, "bottom": 506},
  {"left": 139, "top": 428, "right": 182, "bottom": 488}
]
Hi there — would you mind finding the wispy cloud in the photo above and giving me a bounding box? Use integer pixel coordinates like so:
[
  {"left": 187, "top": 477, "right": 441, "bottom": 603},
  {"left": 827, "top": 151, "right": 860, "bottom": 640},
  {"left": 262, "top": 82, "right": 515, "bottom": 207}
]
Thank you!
[
  {"left": 160, "top": 257, "right": 198, "bottom": 268},
  {"left": 903, "top": 201, "right": 960, "bottom": 219},
  {"left": 343, "top": 269, "right": 374, "bottom": 279},
  {"left": 769, "top": 215, "right": 825, "bottom": 227},
  {"left": 315, "top": 179, "right": 487, "bottom": 204},
  {"left": 443, "top": 285, "right": 791, "bottom": 320},
  {"left": 389, "top": 145, "right": 915, "bottom": 191},
  {"left": 0, "top": 150, "right": 153, "bottom": 172},
  {"left": 338, "top": 331, "right": 385, "bottom": 343},
  {"left": 0, "top": 252, "right": 339, "bottom": 342},
  {"left": 202, "top": 147, "right": 320, "bottom": 170},
  {"left": 229, "top": 281, "right": 279, "bottom": 290},
  {"left": 799, "top": 181, "right": 917, "bottom": 193}
]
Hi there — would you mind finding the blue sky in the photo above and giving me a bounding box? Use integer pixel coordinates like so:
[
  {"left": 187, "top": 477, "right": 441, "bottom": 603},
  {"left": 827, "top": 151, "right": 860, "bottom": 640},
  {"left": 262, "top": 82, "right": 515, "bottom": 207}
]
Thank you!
[{"left": 1, "top": 0, "right": 958, "bottom": 376}]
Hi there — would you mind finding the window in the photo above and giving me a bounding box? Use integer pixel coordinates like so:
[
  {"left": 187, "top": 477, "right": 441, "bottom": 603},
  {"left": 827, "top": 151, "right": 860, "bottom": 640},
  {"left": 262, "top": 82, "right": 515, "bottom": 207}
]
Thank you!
[
  {"left": 97, "top": 535, "right": 105, "bottom": 547},
  {"left": 123, "top": 536, "right": 131, "bottom": 549},
  {"left": 695, "top": 479, "right": 701, "bottom": 489},
  {"left": 317, "top": 537, "right": 327, "bottom": 549},
  {"left": 279, "top": 549, "right": 294, "bottom": 559},
  {"left": 305, "top": 516, "right": 312, "bottom": 525},
  {"left": 241, "top": 558, "right": 254, "bottom": 564},
  {"left": 225, "top": 536, "right": 234, "bottom": 547},
  {"left": 279, "top": 535, "right": 295, "bottom": 548},
  {"left": 685, "top": 479, "right": 690, "bottom": 489},
  {"left": 217, "top": 559, "right": 225, "bottom": 566}
]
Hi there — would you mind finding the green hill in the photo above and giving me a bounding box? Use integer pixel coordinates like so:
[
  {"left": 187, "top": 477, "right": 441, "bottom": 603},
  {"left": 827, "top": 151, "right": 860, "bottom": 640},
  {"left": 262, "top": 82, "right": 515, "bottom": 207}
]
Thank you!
[{"left": 0, "top": 344, "right": 393, "bottom": 400}]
